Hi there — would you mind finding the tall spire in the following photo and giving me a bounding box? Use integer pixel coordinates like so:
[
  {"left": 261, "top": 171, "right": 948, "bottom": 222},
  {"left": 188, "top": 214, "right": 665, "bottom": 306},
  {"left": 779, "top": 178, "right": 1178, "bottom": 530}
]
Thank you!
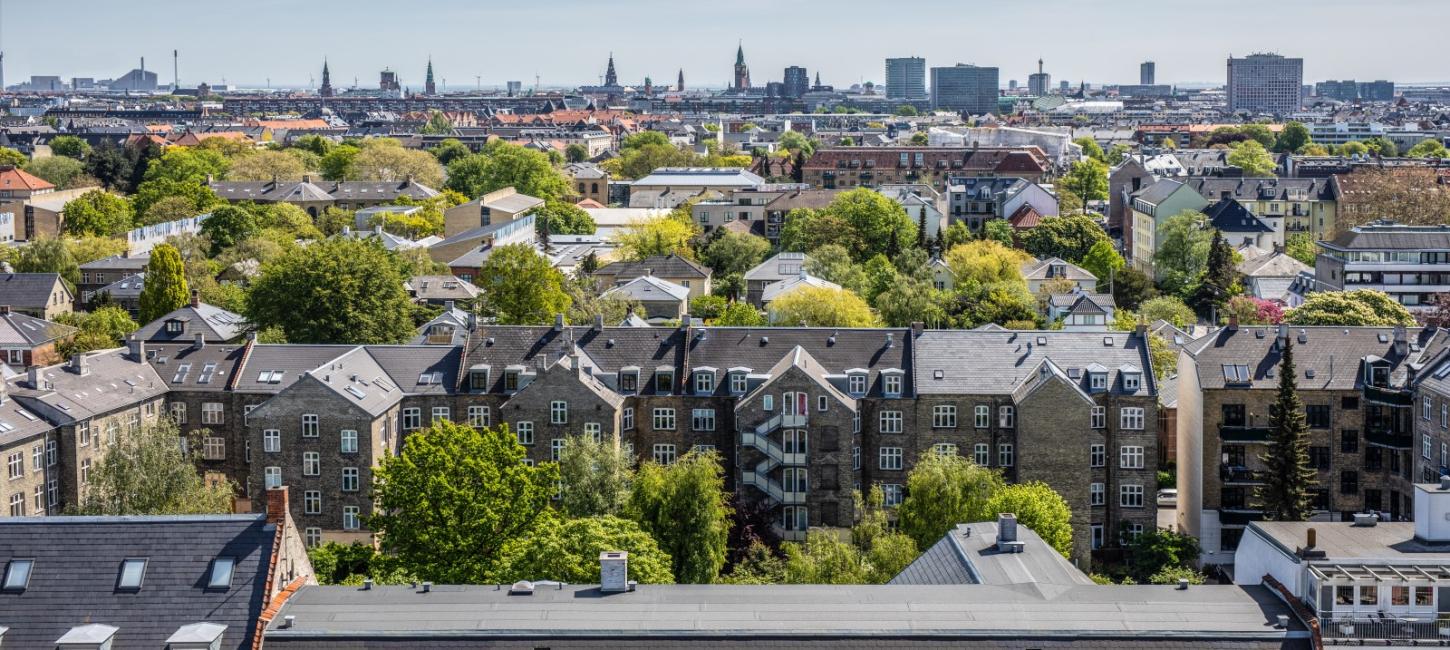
[
  {"left": 425, "top": 57, "right": 436, "bottom": 95},
  {"left": 677, "top": 68, "right": 684, "bottom": 92},
  {"left": 604, "top": 52, "right": 618, "bottom": 87},
  {"left": 319, "top": 58, "right": 333, "bottom": 98},
  {"left": 733, "top": 41, "right": 750, "bottom": 91},
  {"left": 1038, "top": 57, "right": 1044, "bottom": 74},
  {"left": 736, "top": 41, "right": 745, "bottom": 66}
]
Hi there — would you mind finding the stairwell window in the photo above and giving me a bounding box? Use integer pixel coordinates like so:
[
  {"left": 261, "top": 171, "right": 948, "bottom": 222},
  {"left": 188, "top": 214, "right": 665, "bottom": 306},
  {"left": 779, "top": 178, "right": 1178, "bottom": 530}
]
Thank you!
[
  {"left": 1091, "top": 406, "right": 1106, "bottom": 429},
  {"left": 998, "top": 443, "right": 1014, "bottom": 467},
  {"left": 932, "top": 405, "right": 956, "bottom": 428},
  {"left": 340, "top": 430, "right": 358, "bottom": 454},
  {"left": 301, "top": 414, "right": 319, "bottom": 437},
  {"left": 653, "top": 408, "right": 676, "bottom": 431},
  {"left": 852, "top": 446, "right": 861, "bottom": 470},
  {"left": 882, "top": 483, "right": 904, "bottom": 507},
  {"left": 1090, "top": 483, "right": 1104, "bottom": 506},
  {"left": 974, "top": 444, "right": 990, "bottom": 466},
  {"left": 999, "top": 405, "right": 1015, "bottom": 428},
  {"left": 1120, "top": 407, "right": 1145, "bottom": 430},
  {"left": 263, "top": 430, "right": 281, "bottom": 453},
  {"left": 516, "top": 422, "right": 533, "bottom": 445},
  {"left": 974, "top": 405, "right": 989, "bottom": 428},
  {"left": 783, "top": 506, "right": 808, "bottom": 532},
  {"left": 879, "top": 447, "right": 903, "bottom": 470},
  {"left": 342, "top": 506, "right": 360, "bottom": 530},
  {"left": 763, "top": 395, "right": 774, "bottom": 411},
  {"left": 303, "top": 452, "right": 320, "bottom": 476},
  {"left": 342, "top": 467, "right": 359, "bottom": 492},
  {"left": 622, "top": 408, "right": 634, "bottom": 430},
  {"left": 880, "top": 410, "right": 903, "bottom": 434},
  {"left": 818, "top": 395, "right": 828, "bottom": 412},
  {"left": 1090, "top": 444, "right": 1105, "bottom": 467},
  {"left": 550, "top": 401, "right": 568, "bottom": 425},
  {"left": 653, "top": 444, "right": 677, "bottom": 465},
  {"left": 264, "top": 466, "right": 281, "bottom": 489}
]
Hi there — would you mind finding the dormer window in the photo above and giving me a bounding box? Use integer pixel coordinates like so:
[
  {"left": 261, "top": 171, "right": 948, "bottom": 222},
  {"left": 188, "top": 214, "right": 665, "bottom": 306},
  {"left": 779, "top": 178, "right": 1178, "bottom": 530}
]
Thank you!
[
  {"left": 165, "top": 320, "right": 184, "bottom": 334},
  {"left": 655, "top": 368, "right": 674, "bottom": 394},
  {"left": 729, "top": 371, "right": 748, "bottom": 395},
  {"left": 848, "top": 373, "right": 867, "bottom": 396},
  {"left": 882, "top": 371, "right": 903, "bottom": 398},
  {"left": 1367, "top": 361, "right": 1391, "bottom": 388},
  {"left": 619, "top": 368, "right": 639, "bottom": 393},
  {"left": 1123, "top": 373, "right": 1141, "bottom": 391},
  {"left": 1090, "top": 372, "right": 1108, "bottom": 391},
  {"left": 469, "top": 365, "right": 491, "bottom": 391},
  {"left": 503, "top": 369, "right": 521, "bottom": 392},
  {"left": 693, "top": 369, "right": 716, "bottom": 394}
]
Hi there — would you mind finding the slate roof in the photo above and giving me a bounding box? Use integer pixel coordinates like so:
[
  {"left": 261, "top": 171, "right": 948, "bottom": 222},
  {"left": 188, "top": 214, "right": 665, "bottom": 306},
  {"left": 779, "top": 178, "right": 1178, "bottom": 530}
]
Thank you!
[
  {"left": 1132, "top": 178, "right": 1188, "bottom": 205},
  {"left": 8, "top": 349, "right": 167, "bottom": 424},
  {"left": 890, "top": 520, "right": 1094, "bottom": 589},
  {"left": 0, "top": 514, "right": 275, "bottom": 650},
  {"left": 0, "top": 310, "right": 75, "bottom": 346},
  {"left": 78, "top": 254, "right": 150, "bottom": 272},
  {"left": 0, "top": 395, "right": 56, "bottom": 447},
  {"left": 408, "top": 275, "right": 479, "bottom": 302},
  {"left": 689, "top": 327, "right": 910, "bottom": 398},
  {"left": 632, "top": 167, "right": 766, "bottom": 187},
  {"left": 601, "top": 275, "right": 690, "bottom": 303},
  {"left": 947, "top": 176, "right": 1030, "bottom": 201},
  {"left": 1237, "top": 250, "right": 1311, "bottom": 278},
  {"left": 1021, "top": 257, "right": 1097, "bottom": 282},
  {"left": 466, "top": 326, "right": 685, "bottom": 394},
  {"left": 95, "top": 273, "right": 145, "bottom": 299},
  {"left": 596, "top": 254, "right": 711, "bottom": 281},
  {"left": 1184, "top": 177, "right": 1334, "bottom": 203},
  {"left": 209, "top": 178, "right": 438, "bottom": 203},
  {"left": 0, "top": 273, "right": 67, "bottom": 308},
  {"left": 1321, "top": 222, "right": 1450, "bottom": 252},
  {"left": 1205, "top": 199, "right": 1273, "bottom": 233},
  {"left": 145, "top": 342, "right": 249, "bottom": 392},
  {"left": 132, "top": 303, "right": 251, "bottom": 343},
  {"left": 914, "top": 330, "right": 1153, "bottom": 397},
  {"left": 231, "top": 345, "right": 357, "bottom": 393},
  {"left": 1189, "top": 325, "right": 1441, "bottom": 391}
]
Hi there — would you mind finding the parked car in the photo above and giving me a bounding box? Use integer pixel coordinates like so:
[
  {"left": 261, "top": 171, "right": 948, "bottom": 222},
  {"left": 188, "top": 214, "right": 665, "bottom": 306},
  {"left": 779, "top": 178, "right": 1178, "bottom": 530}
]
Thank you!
[{"left": 1156, "top": 488, "right": 1178, "bottom": 506}]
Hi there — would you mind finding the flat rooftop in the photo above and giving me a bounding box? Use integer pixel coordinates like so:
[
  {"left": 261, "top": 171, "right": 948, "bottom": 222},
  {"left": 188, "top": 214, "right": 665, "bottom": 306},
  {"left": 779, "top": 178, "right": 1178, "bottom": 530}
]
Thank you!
[
  {"left": 1252, "top": 520, "right": 1450, "bottom": 561},
  {"left": 265, "top": 583, "right": 1307, "bottom": 645}
]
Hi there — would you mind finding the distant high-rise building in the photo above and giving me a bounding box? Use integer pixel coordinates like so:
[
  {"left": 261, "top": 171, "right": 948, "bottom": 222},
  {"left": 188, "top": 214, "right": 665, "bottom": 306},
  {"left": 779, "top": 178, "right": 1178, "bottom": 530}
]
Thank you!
[
  {"left": 734, "top": 43, "right": 751, "bottom": 90},
  {"left": 1360, "top": 79, "right": 1395, "bottom": 101},
  {"left": 380, "top": 68, "right": 400, "bottom": 92},
  {"left": 1227, "top": 53, "right": 1303, "bottom": 114},
  {"left": 1315, "top": 79, "right": 1358, "bottom": 101},
  {"left": 1009, "top": 79, "right": 1017, "bottom": 90},
  {"left": 783, "top": 66, "right": 809, "bottom": 98},
  {"left": 1059, "top": 80, "right": 1070, "bottom": 93},
  {"left": 884, "top": 57, "right": 927, "bottom": 99},
  {"left": 604, "top": 53, "right": 618, "bottom": 87},
  {"left": 425, "top": 58, "right": 436, "bottom": 95},
  {"left": 319, "top": 60, "right": 334, "bottom": 97},
  {"left": 929, "top": 64, "right": 999, "bottom": 115},
  {"left": 1140, "top": 61, "right": 1155, "bottom": 86},
  {"left": 506, "top": 80, "right": 522, "bottom": 96},
  {"left": 1027, "top": 58, "right": 1050, "bottom": 96}
]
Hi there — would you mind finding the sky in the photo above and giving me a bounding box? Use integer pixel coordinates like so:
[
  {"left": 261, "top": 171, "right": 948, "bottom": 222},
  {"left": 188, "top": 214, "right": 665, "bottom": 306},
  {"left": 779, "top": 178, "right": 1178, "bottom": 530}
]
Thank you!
[{"left": 5, "top": 0, "right": 1448, "bottom": 90}]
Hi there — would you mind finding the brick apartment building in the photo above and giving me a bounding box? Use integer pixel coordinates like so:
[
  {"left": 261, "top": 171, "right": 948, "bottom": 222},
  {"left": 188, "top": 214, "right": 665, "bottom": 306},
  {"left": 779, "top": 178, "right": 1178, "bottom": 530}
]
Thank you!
[{"left": 801, "top": 147, "right": 1051, "bottom": 193}]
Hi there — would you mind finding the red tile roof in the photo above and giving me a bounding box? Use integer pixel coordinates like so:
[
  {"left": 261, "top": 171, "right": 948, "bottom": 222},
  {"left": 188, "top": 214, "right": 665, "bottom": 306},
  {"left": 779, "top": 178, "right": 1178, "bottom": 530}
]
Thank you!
[
  {"left": 1008, "top": 204, "right": 1043, "bottom": 229},
  {"left": 0, "top": 165, "right": 56, "bottom": 192}
]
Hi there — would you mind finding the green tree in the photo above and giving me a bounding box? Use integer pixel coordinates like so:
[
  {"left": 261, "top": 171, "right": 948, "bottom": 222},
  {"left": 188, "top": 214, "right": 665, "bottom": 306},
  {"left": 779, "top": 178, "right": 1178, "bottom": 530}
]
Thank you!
[
  {"left": 803, "top": 244, "right": 868, "bottom": 295},
  {"left": 1124, "top": 528, "right": 1201, "bottom": 582},
  {"left": 476, "top": 243, "right": 572, "bottom": 325},
  {"left": 1274, "top": 121, "right": 1311, "bottom": 153},
  {"left": 1363, "top": 136, "right": 1398, "bottom": 157},
  {"left": 24, "top": 156, "right": 91, "bottom": 189},
  {"left": 1132, "top": 295, "right": 1196, "bottom": 328},
  {"left": 783, "top": 529, "right": 867, "bottom": 583},
  {"left": 1188, "top": 229, "right": 1238, "bottom": 317},
  {"left": 1105, "top": 143, "right": 1133, "bottom": 166},
  {"left": 319, "top": 143, "right": 360, "bottom": 180},
  {"left": 351, "top": 138, "right": 444, "bottom": 187},
  {"left": 226, "top": 149, "right": 311, "bottom": 181},
  {"left": 131, "top": 177, "right": 221, "bottom": 222},
  {"left": 137, "top": 244, "right": 189, "bottom": 323},
  {"left": 982, "top": 219, "right": 1015, "bottom": 247},
  {"left": 1407, "top": 139, "right": 1449, "bottom": 159},
  {"left": 63, "top": 189, "right": 135, "bottom": 237},
  {"left": 372, "top": 420, "right": 557, "bottom": 583},
  {"left": 246, "top": 237, "right": 415, "bottom": 343},
  {"left": 65, "top": 235, "right": 128, "bottom": 265},
  {"left": 143, "top": 147, "right": 229, "bottom": 184},
  {"left": 1073, "top": 136, "right": 1105, "bottom": 162},
  {"left": 292, "top": 134, "right": 336, "bottom": 157},
  {"left": 611, "top": 215, "right": 698, "bottom": 261},
  {"left": 72, "top": 419, "right": 233, "bottom": 515},
  {"left": 444, "top": 144, "right": 570, "bottom": 200},
  {"left": 558, "top": 434, "right": 633, "bottom": 518},
  {"left": 56, "top": 306, "right": 139, "bottom": 357},
  {"left": 875, "top": 275, "right": 946, "bottom": 327},
  {"left": 1338, "top": 141, "right": 1370, "bottom": 157},
  {"left": 1227, "top": 140, "right": 1277, "bottom": 176},
  {"left": 943, "top": 240, "right": 1031, "bottom": 286},
  {"left": 778, "top": 130, "right": 815, "bottom": 155},
  {"left": 1059, "top": 158, "right": 1109, "bottom": 208},
  {"left": 494, "top": 513, "right": 674, "bottom": 584},
  {"left": 564, "top": 143, "right": 589, "bottom": 163},
  {"left": 1285, "top": 232, "right": 1317, "bottom": 266},
  {"left": 49, "top": 135, "right": 92, "bottom": 160},
  {"left": 894, "top": 105, "right": 919, "bottom": 116},
  {"left": 627, "top": 452, "right": 732, "bottom": 583},
  {"left": 715, "top": 300, "right": 765, "bottom": 326},
  {"left": 419, "top": 110, "right": 454, "bottom": 135},
  {"left": 701, "top": 230, "right": 770, "bottom": 285},
  {"left": 897, "top": 453, "right": 1004, "bottom": 549},
  {"left": 534, "top": 200, "right": 597, "bottom": 235},
  {"left": 986, "top": 482, "right": 1074, "bottom": 557},
  {"left": 779, "top": 189, "right": 916, "bottom": 262},
  {"left": 909, "top": 132, "right": 929, "bottom": 146},
  {"left": 1257, "top": 338, "right": 1316, "bottom": 522},
  {"left": 1020, "top": 214, "right": 1111, "bottom": 262},
  {"left": 690, "top": 294, "right": 727, "bottom": 320},
  {"left": 15, "top": 238, "right": 80, "bottom": 289},
  {"left": 1079, "top": 239, "right": 1125, "bottom": 288},
  {"left": 426, "top": 138, "right": 472, "bottom": 166},
  {"left": 199, "top": 205, "right": 261, "bottom": 256},
  {"left": 0, "top": 147, "right": 26, "bottom": 166},
  {"left": 1153, "top": 210, "right": 1213, "bottom": 296},
  {"left": 769, "top": 285, "right": 880, "bottom": 327},
  {"left": 1286, "top": 289, "right": 1415, "bottom": 326}
]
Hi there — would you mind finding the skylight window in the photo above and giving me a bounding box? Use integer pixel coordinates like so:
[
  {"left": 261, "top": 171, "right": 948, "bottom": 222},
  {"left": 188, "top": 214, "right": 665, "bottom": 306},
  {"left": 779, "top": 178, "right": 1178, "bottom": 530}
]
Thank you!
[
  {"left": 344, "top": 385, "right": 366, "bottom": 399},
  {"left": 117, "top": 559, "right": 147, "bottom": 591},
  {"left": 1221, "top": 364, "right": 1251, "bottom": 383},
  {"left": 3, "top": 559, "right": 33, "bottom": 591},
  {"left": 418, "top": 371, "right": 443, "bottom": 385},
  {"left": 198, "top": 362, "right": 217, "bottom": 384},
  {"left": 207, "top": 557, "right": 235, "bottom": 589},
  {"left": 256, "top": 370, "right": 284, "bottom": 384},
  {"left": 173, "top": 363, "right": 191, "bottom": 383}
]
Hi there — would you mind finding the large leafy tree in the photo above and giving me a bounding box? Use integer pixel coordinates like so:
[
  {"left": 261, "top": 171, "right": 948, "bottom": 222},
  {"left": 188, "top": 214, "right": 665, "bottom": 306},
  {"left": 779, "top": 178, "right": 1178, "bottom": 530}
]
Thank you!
[
  {"left": 779, "top": 189, "right": 916, "bottom": 262},
  {"left": 476, "top": 243, "right": 571, "bottom": 325},
  {"left": 495, "top": 513, "right": 674, "bottom": 584},
  {"left": 985, "top": 482, "right": 1074, "bottom": 557},
  {"left": 943, "top": 240, "right": 1030, "bottom": 286},
  {"left": 444, "top": 144, "right": 570, "bottom": 200},
  {"left": 627, "top": 452, "right": 731, "bottom": 583},
  {"left": 701, "top": 230, "right": 770, "bottom": 299},
  {"left": 1110, "top": 266, "right": 1157, "bottom": 311},
  {"left": 1274, "top": 121, "right": 1311, "bottom": 153},
  {"left": 63, "top": 189, "right": 135, "bottom": 237},
  {"left": 0, "top": 147, "right": 25, "bottom": 166},
  {"left": 897, "top": 453, "right": 1004, "bottom": 549},
  {"left": 49, "top": 135, "right": 92, "bottom": 160},
  {"left": 24, "top": 156, "right": 92, "bottom": 189},
  {"left": 1227, "top": 140, "right": 1277, "bottom": 176},
  {"left": 1079, "top": 239, "right": 1125, "bottom": 289},
  {"left": 15, "top": 238, "right": 80, "bottom": 289},
  {"left": 1073, "top": 136, "right": 1105, "bottom": 162},
  {"left": 875, "top": 275, "right": 946, "bottom": 327},
  {"left": 1407, "top": 139, "right": 1449, "bottom": 159},
  {"left": 373, "top": 420, "right": 557, "bottom": 583},
  {"left": 803, "top": 244, "right": 869, "bottom": 295},
  {"left": 227, "top": 149, "right": 311, "bottom": 181},
  {"left": 1152, "top": 210, "right": 1213, "bottom": 296},
  {"left": 72, "top": 419, "right": 233, "bottom": 515},
  {"left": 1256, "top": 339, "right": 1317, "bottom": 521},
  {"left": 769, "top": 285, "right": 880, "bottom": 327},
  {"left": 1285, "top": 289, "right": 1415, "bottom": 326},
  {"left": 558, "top": 434, "right": 633, "bottom": 518},
  {"left": 1059, "top": 158, "right": 1109, "bottom": 208},
  {"left": 199, "top": 204, "right": 261, "bottom": 256},
  {"left": 714, "top": 300, "right": 765, "bottom": 326},
  {"left": 137, "top": 244, "right": 189, "bottom": 323},
  {"left": 1020, "top": 214, "right": 1111, "bottom": 262},
  {"left": 610, "top": 214, "right": 698, "bottom": 261},
  {"left": 351, "top": 138, "right": 444, "bottom": 187},
  {"left": 246, "top": 237, "right": 415, "bottom": 343},
  {"left": 533, "top": 200, "right": 596, "bottom": 235},
  {"left": 780, "top": 490, "right": 920, "bottom": 584}
]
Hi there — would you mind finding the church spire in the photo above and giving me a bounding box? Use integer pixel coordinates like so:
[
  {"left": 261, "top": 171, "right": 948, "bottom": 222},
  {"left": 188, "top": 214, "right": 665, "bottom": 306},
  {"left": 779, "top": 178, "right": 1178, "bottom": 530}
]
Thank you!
[
  {"left": 732, "top": 41, "right": 750, "bottom": 91},
  {"left": 424, "top": 57, "right": 436, "bottom": 95},
  {"left": 604, "top": 52, "right": 618, "bottom": 87},
  {"left": 677, "top": 68, "right": 685, "bottom": 92},
  {"left": 736, "top": 41, "right": 745, "bottom": 66},
  {"left": 320, "top": 58, "right": 334, "bottom": 98}
]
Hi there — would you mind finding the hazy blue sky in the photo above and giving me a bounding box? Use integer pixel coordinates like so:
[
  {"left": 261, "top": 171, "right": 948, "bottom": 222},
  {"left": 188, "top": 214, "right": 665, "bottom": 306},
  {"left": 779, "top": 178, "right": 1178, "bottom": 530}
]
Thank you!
[{"left": 5, "top": 0, "right": 1447, "bottom": 89}]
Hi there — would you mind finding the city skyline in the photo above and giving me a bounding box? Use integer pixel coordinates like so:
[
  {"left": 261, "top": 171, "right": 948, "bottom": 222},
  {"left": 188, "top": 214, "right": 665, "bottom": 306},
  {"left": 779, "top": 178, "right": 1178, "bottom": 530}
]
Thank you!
[{"left": 4, "top": 0, "right": 1448, "bottom": 90}]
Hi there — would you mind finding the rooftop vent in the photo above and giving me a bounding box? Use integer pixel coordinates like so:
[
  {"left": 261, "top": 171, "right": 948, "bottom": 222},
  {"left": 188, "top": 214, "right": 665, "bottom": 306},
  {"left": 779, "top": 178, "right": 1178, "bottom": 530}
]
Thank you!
[
  {"left": 995, "top": 513, "right": 1025, "bottom": 553},
  {"left": 509, "top": 580, "right": 535, "bottom": 595},
  {"left": 1352, "top": 512, "right": 1378, "bottom": 527},
  {"left": 600, "top": 550, "right": 631, "bottom": 592}
]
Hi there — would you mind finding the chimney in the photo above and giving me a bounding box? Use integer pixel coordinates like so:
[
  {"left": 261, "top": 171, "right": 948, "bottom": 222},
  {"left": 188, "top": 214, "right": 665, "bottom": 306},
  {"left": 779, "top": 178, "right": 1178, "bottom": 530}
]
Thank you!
[
  {"left": 193, "top": 332, "right": 206, "bottom": 350},
  {"left": 1134, "top": 322, "right": 1148, "bottom": 338},
  {"left": 127, "top": 336, "right": 146, "bottom": 362},
  {"left": 70, "top": 353, "right": 89, "bottom": 376},
  {"left": 444, "top": 300, "right": 455, "bottom": 313},
  {"left": 1227, "top": 312, "right": 1239, "bottom": 331},
  {"left": 302, "top": 174, "right": 314, "bottom": 184},
  {"left": 1276, "top": 324, "right": 1289, "bottom": 349},
  {"left": 1393, "top": 324, "right": 1408, "bottom": 356},
  {"left": 266, "top": 486, "right": 289, "bottom": 525},
  {"left": 592, "top": 314, "right": 604, "bottom": 331},
  {"left": 911, "top": 321, "right": 924, "bottom": 336},
  {"left": 27, "top": 366, "right": 40, "bottom": 390},
  {"left": 553, "top": 313, "right": 565, "bottom": 331},
  {"left": 599, "top": 551, "right": 630, "bottom": 592},
  {"left": 1307, "top": 527, "right": 1316, "bottom": 549},
  {"left": 0, "top": 305, "right": 10, "bottom": 315},
  {"left": 190, "top": 289, "right": 200, "bottom": 308},
  {"left": 996, "top": 514, "right": 1024, "bottom": 553}
]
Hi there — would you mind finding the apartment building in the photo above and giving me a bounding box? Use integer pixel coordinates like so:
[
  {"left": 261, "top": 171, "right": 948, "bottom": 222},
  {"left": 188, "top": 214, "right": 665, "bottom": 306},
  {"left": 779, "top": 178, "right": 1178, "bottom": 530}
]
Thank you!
[
  {"left": 930, "top": 64, "right": 999, "bottom": 115},
  {"left": 945, "top": 176, "right": 1059, "bottom": 230},
  {"left": 1183, "top": 177, "right": 1338, "bottom": 240},
  {"left": 1315, "top": 222, "right": 1450, "bottom": 311},
  {"left": 802, "top": 147, "right": 1050, "bottom": 193},
  {"left": 1226, "top": 53, "right": 1303, "bottom": 115}
]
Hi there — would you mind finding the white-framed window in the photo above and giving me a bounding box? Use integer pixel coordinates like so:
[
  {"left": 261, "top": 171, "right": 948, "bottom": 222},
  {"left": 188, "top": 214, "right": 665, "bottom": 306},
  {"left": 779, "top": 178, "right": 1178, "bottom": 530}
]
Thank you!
[
  {"left": 1091, "top": 524, "right": 1104, "bottom": 550},
  {"left": 304, "top": 490, "right": 322, "bottom": 515},
  {"left": 468, "top": 405, "right": 490, "bottom": 428},
  {"left": 263, "top": 429, "right": 281, "bottom": 453},
  {"left": 932, "top": 443, "right": 957, "bottom": 456},
  {"left": 342, "top": 506, "right": 360, "bottom": 530},
  {"left": 1122, "top": 523, "right": 1145, "bottom": 543},
  {"left": 171, "top": 402, "right": 187, "bottom": 424},
  {"left": 46, "top": 439, "right": 56, "bottom": 467},
  {"left": 879, "top": 410, "right": 903, "bottom": 434},
  {"left": 694, "top": 371, "right": 714, "bottom": 394},
  {"left": 303, "top": 452, "right": 320, "bottom": 476},
  {"left": 6, "top": 452, "right": 21, "bottom": 479},
  {"left": 818, "top": 395, "right": 828, "bottom": 412},
  {"left": 1121, "top": 484, "right": 1144, "bottom": 508},
  {"left": 998, "top": 443, "right": 1014, "bottom": 467},
  {"left": 853, "top": 412, "right": 861, "bottom": 433},
  {"left": 80, "top": 458, "right": 91, "bottom": 486},
  {"left": 301, "top": 414, "right": 319, "bottom": 437},
  {"left": 1120, "top": 407, "right": 1145, "bottom": 430},
  {"left": 1426, "top": 398, "right": 1435, "bottom": 421},
  {"left": 9, "top": 492, "right": 22, "bottom": 516},
  {"left": 1124, "top": 373, "right": 1140, "bottom": 391},
  {"left": 974, "top": 405, "right": 989, "bottom": 428},
  {"left": 882, "top": 483, "right": 904, "bottom": 507},
  {"left": 550, "top": 401, "right": 568, "bottom": 424},
  {"left": 78, "top": 422, "right": 91, "bottom": 447},
  {"left": 551, "top": 438, "right": 565, "bottom": 462},
  {"left": 879, "top": 447, "right": 903, "bottom": 470},
  {"left": 402, "top": 408, "right": 421, "bottom": 431},
  {"left": 1090, "top": 482, "right": 1105, "bottom": 506},
  {"left": 1090, "top": 443, "right": 1105, "bottom": 467},
  {"left": 622, "top": 408, "right": 634, "bottom": 430},
  {"left": 106, "top": 421, "right": 118, "bottom": 445},
  {"left": 1091, "top": 406, "right": 1106, "bottom": 429},
  {"left": 974, "top": 443, "right": 990, "bottom": 466},
  {"left": 1426, "top": 435, "right": 1434, "bottom": 460},
  {"left": 783, "top": 505, "right": 808, "bottom": 531},
  {"left": 693, "top": 444, "right": 716, "bottom": 454},
  {"left": 653, "top": 444, "right": 677, "bottom": 465},
  {"left": 585, "top": 422, "right": 602, "bottom": 443},
  {"left": 1441, "top": 403, "right": 1447, "bottom": 428},
  {"left": 763, "top": 395, "right": 774, "bottom": 411},
  {"left": 848, "top": 373, "right": 867, "bottom": 395},
  {"left": 883, "top": 374, "right": 902, "bottom": 397},
  {"left": 340, "top": 430, "right": 358, "bottom": 454},
  {"left": 202, "top": 402, "right": 224, "bottom": 425},
  {"left": 652, "top": 408, "right": 676, "bottom": 431},
  {"left": 33, "top": 485, "right": 42, "bottom": 513},
  {"left": 1090, "top": 373, "right": 1107, "bottom": 391},
  {"left": 852, "top": 446, "right": 861, "bottom": 470},
  {"left": 203, "top": 436, "right": 225, "bottom": 460},
  {"left": 304, "top": 527, "right": 322, "bottom": 548},
  {"left": 999, "top": 405, "right": 1015, "bottom": 428},
  {"left": 730, "top": 372, "right": 748, "bottom": 394},
  {"left": 432, "top": 406, "right": 450, "bottom": 423},
  {"left": 31, "top": 444, "right": 41, "bottom": 471},
  {"left": 342, "top": 467, "right": 360, "bottom": 492},
  {"left": 932, "top": 405, "right": 956, "bottom": 428},
  {"left": 1120, "top": 445, "right": 1145, "bottom": 469},
  {"left": 264, "top": 466, "right": 282, "bottom": 489},
  {"left": 47, "top": 478, "right": 57, "bottom": 508},
  {"left": 692, "top": 409, "right": 716, "bottom": 431},
  {"left": 516, "top": 422, "right": 534, "bottom": 445}
]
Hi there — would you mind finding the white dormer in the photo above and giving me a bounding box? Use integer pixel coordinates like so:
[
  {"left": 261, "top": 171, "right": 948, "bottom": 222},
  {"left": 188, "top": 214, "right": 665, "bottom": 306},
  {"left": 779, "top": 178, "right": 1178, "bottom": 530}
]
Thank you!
[
  {"left": 56, "top": 624, "right": 119, "bottom": 650},
  {"left": 654, "top": 366, "right": 674, "bottom": 394},
  {"left": 468, "top": 364, "right": 491, "bottom": 392},
  {"left": 881, "top": 368, "right": 904, "bottom": 398},
  {"left": 618, "top": 366, "right": 640, "bottom": 393},
  {"left": 503, "top": 364, "right": 526, "bottom": 392},
  {"left": 845, "top": 368, "right": 869, "bottom": 396},
  {"left": 692, "top": 367, "right": 718, "bottom": 394},
  {"left": 1086, "top": 363, "right": 1108, "bottom": 392},
  {"left": 166, "top": 622, "right": 228, "bottom": 650},
  {"left": 727, "top": 367, "right": 752, "bottom": 395},
  {"left": 1119, "top": 364, "right": 1142, "bottom": 392}
]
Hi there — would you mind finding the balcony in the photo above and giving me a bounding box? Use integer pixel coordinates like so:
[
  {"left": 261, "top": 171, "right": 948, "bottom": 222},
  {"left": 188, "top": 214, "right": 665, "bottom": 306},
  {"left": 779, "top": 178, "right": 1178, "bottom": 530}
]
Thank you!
[
  {"left": 1219, "top": 425, "right": 1271, "bottom": 443},
  {"left": 1221, "top": 464, "right": 1266, "bottom": 485},
  {"left": 1365, "top": 385, "right": 1413, "bottom": 407},
  {"left": 1320, "top": 616, "right": 1450, "bottom": 643}
]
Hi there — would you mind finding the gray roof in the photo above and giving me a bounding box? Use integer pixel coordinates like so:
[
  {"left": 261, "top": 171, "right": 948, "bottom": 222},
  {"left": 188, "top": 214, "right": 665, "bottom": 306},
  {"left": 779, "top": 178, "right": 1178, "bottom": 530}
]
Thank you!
[
  {"left": 1020, "top": 257, "right": 1097, "bottom": 282},
  {"left": 596, "top": 254, "right": 711, "bottom": 281},
  {"left": 743, "top": 252, "right": 810, "bottom": 283},
  {"left": 132, "top": 303, "right": 251, "bottom": 343},
  {"left": 78, "top": 254, "right": 149, "bottom": 272},
  {"left": 632, "top": 167, "right": 766, "bottom": 187},
  {"left": 914, "top": 330, "right": 1152, "bottom": 397},
  {"left": 601, "top": 275, "right": 690, "bottom": 303},
  {"left": 1321, "top": 222, "right": 1450, "bottom": 252},
  {"left": 1205, "top": 199, "right": 1273, "bottom": 234},
  {"left": 0, "top": 514, "right": 276, "bottom": 650},
  {"left": 146, "top": 341, "right": 248, "bottom": 393},
  {"left": 1189, "top": 325, "right": 1440, "bottom": 391},
  {"left": 95, "top": 273, "right": 145, "bottom": 299},
  {"left": 890, "top": 521, "right": 1094, "bottom": 589},
  {"left": 265, "top": 582, "right": 1305, "bottom": 645},
  {"left": 1237, "top": 251, "right": 1311, "bottom": 278},
  {"left": 232, "top": 344, "right": 356, "bottom": 393},
  {"left": 1184, "top": 176, "right": 1333, "bottom": 203},
  {"left": 0, "top": 311, "right": 75, "bottom": 346},
  {"left": 1132, "top": 178, "right": 1188, "bottom": 205},
  {"left": 689, "top": 327, "right": 911, "bottom": 398},
  {"left": 9, "top": 349, "right": 167, "bottom": 424},
  {"left": 409, "top": 275, "right": 480, "bottom": 302},
  {"left": 0, "top": 273, "right": 68, "bottom": 308},
  {"left": 1249, "top": 515, "right": 1450, "bottom": 562}
]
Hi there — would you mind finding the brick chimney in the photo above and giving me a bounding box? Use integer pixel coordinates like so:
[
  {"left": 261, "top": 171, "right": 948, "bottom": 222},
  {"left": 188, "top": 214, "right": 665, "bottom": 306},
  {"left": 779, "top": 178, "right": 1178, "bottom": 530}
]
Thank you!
[
  {"left": 266, "top": 486, "right": 290, "bottom": 525},
  {"left": 190, "top": 289, "right": 201, "bottom": 308}
]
